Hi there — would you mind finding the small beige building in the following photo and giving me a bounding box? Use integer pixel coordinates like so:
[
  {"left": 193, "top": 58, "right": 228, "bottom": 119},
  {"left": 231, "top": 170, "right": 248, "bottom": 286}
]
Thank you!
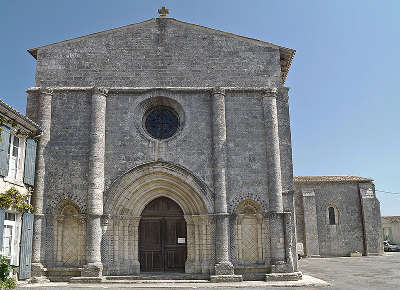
[{"left": 381, "top": 216, "right": 400, "bottom": 244}]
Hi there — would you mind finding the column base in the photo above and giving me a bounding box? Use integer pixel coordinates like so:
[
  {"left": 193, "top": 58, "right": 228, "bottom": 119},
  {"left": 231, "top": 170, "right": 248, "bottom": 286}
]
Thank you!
[
  {"left": 210, "top": 275, "right": 243, "bottom": 282},
  {"left": 265, "top": 271, "right": 302, "bottom": 281},
  {"left": 210, "top": 261, "right": 243, "bottom": 282},
  {"left": 81, "top": 262, "right": 103, "bottom": 277},
  {"left": 29, "top": 263, "right": 50, "bottom": 283},
  {"left": 214, "top": 261, "right": 234, "bottom": 275},
  {"left": 129, "top": 260, "right": 141, "bottom": 274},
  {"left": 271, "top": 261, "right": 293, "bottom": 273}
]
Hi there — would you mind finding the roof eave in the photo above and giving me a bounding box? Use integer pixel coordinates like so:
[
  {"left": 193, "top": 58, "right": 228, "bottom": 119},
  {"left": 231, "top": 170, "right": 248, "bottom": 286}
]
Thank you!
[
  {"left": 28, "top": 49, "right": 37, "bottom": 60},
  {"left": 0, "top": 100, "right": 42, "bottom": 135}
]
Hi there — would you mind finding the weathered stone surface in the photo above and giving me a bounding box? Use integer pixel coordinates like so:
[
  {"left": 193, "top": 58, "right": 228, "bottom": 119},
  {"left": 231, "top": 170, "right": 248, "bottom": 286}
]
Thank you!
[
  {"left": 265, "top": 271, "right": 302, "bottom": 281},
  {"left": 33, "top": 18, "right": 281, "bottom": 88},
  {"left": 209, "top": 274, "right": 243, "bottom": 282}
]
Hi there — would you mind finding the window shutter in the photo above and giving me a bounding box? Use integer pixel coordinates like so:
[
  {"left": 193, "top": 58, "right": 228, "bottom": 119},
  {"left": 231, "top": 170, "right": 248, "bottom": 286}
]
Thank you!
[
  {"left": 23, "top": 138, "right": 37, "bottom": 186},
  {"left": 19, "top": 213, "right": 34, "bottom": 279},
  {"left": 0, "top": 125, "right": 10, "bottom": 177}
]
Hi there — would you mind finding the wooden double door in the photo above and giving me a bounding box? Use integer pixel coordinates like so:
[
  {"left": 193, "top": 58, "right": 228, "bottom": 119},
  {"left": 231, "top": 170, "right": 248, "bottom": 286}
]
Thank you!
[{"left": 139, "top": 197, "right": 187, "bottom": 272}]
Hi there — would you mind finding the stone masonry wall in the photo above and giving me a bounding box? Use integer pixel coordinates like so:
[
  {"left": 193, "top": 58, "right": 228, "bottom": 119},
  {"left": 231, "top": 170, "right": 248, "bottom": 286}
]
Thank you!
[
  {"left": 45, "top": 91, "right": 91, "bottom": 215},
  {"left": 34, "top": 18, "right": 281, "bottom": 88},
  {"left": 225, "top": 91, "right": 268, "bottom": 213},
  {"left": 104, "top": 90, "right": 213, "bottom": 193},
  {"left": 295, "top": 182, "right": 365, "bottom": 257}
]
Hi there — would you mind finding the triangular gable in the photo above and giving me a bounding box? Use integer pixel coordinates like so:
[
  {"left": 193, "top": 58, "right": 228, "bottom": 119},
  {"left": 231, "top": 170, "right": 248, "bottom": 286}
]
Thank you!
[{"left": 28, "top": 18, "right": 295, "bottom": 84}]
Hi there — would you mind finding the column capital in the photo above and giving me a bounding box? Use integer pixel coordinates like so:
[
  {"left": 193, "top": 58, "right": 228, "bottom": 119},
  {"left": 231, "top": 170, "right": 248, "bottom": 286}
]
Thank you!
[
  {"left": 211, "top": 87, "right": 225, "bottom": 96},
  {"left": 39, "top": 88, "right": 54, "bottom": 96},
  {"left": 261, "top": 88, "right": 278, "bottom": 98},
  {"left": 91, "top": 87, "right": 109, "bottom": 97}
]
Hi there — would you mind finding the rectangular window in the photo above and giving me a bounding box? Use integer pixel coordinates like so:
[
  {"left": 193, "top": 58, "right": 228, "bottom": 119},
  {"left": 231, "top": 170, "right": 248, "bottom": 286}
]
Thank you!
[
  {"left": 5, "top": 212, "right": 15, "bottom": 221},
  {"left": 7, "top": 135, "right": 19, "bottom": 180}
]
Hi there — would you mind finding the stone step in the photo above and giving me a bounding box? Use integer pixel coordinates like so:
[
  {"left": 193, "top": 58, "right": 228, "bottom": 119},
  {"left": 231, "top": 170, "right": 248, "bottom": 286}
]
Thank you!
[
  {"left": 102, "top": 279, "right": 209, "bottom": 284},
  {"left": 105, "top": 273, "right": 209, "bottom": 281}
]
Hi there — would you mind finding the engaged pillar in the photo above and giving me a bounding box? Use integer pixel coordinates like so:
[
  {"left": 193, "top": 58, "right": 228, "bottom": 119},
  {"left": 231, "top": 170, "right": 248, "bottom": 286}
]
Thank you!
[
  {"left": 210, "top": 87, "right": 242, "bottom": 282},
  {"left": 82, "top": 87, "right": 107, "bottom": 278},
  {"left": 31, "top": 88, "right": 52, "bottom": 282},
  {"left": 262, "top": 90, "right": 286, "bottom": 266},
  {"left": 263, "top": 89, "right": 301, "bottom": 281}
]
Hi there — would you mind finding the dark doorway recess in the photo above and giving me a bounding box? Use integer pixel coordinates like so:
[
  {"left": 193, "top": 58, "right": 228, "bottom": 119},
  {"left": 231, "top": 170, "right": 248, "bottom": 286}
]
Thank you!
[{"left": 139, "top": 197, "right": 187, "bottom": 272}]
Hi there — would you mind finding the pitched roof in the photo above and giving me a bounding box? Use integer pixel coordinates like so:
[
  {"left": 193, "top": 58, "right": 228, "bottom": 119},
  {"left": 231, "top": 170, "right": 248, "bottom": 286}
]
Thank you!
[
  {"left": 294, "top": 175, "right": 373, "bottom": 184},
  {"left": 27, "top": 18, "right": 296, "bottom": 84},
  {"left": 0, "top": 99, "right": 41, "bottom": 134},
  {"left": 382, "top": 216, "right": 400, "bottom": 223}
]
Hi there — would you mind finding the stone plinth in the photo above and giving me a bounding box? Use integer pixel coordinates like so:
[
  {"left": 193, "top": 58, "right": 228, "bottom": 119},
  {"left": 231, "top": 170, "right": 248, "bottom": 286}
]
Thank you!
[{"left": 265, "top": 271, "right": 303, "bottom": 281}]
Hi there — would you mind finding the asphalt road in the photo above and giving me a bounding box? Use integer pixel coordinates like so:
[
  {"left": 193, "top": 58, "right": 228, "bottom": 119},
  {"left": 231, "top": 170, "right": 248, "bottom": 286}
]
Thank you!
[
  {"left": 297, "top": 251, "right": 400, "bottom": 290},
  {"left": 18, "top": 252, "right": 400, "bottom": 289}
]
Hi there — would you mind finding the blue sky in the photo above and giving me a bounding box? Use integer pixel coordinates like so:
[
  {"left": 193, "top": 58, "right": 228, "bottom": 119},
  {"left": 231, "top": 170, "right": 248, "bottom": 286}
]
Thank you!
[{"left": 1, "top": 1, "right": 399, "bottom": 215}]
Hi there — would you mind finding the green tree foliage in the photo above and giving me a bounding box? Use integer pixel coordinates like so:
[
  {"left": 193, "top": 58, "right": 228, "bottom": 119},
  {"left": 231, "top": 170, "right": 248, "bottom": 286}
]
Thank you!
[
  {"left": 0, "top": 256, "right": 16, "bottom": 289},
  {"left": 0, "top": 188, "right": 33, "bottom": 213}
]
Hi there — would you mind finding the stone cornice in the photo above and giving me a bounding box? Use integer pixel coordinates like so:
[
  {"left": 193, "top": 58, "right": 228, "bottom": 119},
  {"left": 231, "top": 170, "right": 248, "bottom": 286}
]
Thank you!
[{"left": 27, "top": 86, "right": 285, "bottom": 95}]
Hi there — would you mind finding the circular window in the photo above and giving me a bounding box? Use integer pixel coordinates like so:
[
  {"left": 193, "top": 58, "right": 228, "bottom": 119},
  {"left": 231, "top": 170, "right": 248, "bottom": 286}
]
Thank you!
[{"left": 145, "top": 107, "right": 179, "bottom": 139}]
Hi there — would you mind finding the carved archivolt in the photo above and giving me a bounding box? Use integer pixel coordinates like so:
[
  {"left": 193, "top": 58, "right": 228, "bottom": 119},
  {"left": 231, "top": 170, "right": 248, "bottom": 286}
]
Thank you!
[
  {"left": 54, "top": 200, "right": 85, "bottom": 267},
  {"left": 104, "top": 161, "right": 213, "bottom": 215},
  {"left": 102, "top": 162, "right": 213, "bottom": 275},
  {"left": 235, "top": 200, "right": 264, "bottom": 265}
]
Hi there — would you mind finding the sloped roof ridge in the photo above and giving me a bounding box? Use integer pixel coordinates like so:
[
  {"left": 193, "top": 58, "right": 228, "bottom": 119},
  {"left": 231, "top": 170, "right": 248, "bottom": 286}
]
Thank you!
[
  {"left": 28, "top": 18, "right": 155, "bottom": 58},
  {"left": 381, "top": 216, "right": 400, "bottom": 223},
  {"left": 294, "top": 175, "right": 373, "bottom": 183},
  {"left": 28, "top": 17, "right": 295, "bottom": 56},
  {"left": 28, "top": 17, "right": 296, "bottom": 84}
]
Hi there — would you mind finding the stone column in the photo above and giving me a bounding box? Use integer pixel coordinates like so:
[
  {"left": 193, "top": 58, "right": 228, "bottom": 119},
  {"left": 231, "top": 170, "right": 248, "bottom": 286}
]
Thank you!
[
  {"left": 131, "top": 217, "right": 141, "bottom": 273},
  {"left": 262, "top": 90, "right": 286, "bottom": 266},
  {"left": 100, "top": 215, "right": 110, "bottom": 274},
  {"left": 31, "top": 88, "right": 52, "bottom": 282},
  {"left": 82, "top": 87, "right": 107, "bottom": 278},
  {"left": 263, "top": 90, "right": 301, "bottom": 281},
  {"left": 210, "top": 88, "right": 242, "bottom": 282}
]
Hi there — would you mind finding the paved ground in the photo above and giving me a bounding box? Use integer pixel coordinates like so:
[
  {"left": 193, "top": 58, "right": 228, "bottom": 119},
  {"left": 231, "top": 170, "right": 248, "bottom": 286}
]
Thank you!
[{"left": 18, "top": 252, "right": 400, "bottom": 289}]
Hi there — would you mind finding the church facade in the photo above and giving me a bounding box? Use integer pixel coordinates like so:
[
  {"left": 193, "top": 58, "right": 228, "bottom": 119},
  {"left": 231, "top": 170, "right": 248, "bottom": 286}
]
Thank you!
[{"left": 25, "top": 15, "right": 381, "bottom": 282}]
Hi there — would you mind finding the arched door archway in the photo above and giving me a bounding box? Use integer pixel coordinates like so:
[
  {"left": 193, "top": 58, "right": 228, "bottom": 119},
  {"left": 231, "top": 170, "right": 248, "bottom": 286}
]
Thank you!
[
  {"left": 103, "top": 162, "right": 214, "bottom": 276},
  {"left": 139, "top": 197, "right": 187, "bottom": 272}
]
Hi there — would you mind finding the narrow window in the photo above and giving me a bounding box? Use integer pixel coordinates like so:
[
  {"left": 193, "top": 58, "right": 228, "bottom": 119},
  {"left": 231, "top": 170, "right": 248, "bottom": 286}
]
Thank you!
[
  {"left": 7, "top": 135, "right": 19, "bottom": 179},
  {"left": 328, "top": 207, "right": 336, "bottom": 225}
]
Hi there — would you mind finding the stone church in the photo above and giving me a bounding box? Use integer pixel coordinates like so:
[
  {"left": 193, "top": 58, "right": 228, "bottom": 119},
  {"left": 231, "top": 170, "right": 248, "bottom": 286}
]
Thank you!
[{"left": 25, "top": 11, "right": 382, "bottom": 282}]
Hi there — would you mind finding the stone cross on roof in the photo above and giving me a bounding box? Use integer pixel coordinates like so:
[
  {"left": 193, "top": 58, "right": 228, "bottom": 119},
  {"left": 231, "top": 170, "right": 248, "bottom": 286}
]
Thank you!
[{"left": 158, "top": 6, "right": 170, "bottom": 17}]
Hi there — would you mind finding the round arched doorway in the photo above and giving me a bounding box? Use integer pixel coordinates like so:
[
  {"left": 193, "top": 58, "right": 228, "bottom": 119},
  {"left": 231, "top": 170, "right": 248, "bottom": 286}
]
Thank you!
[{"left": 139, "top": 197, "right": 187, "bottom": 272}]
